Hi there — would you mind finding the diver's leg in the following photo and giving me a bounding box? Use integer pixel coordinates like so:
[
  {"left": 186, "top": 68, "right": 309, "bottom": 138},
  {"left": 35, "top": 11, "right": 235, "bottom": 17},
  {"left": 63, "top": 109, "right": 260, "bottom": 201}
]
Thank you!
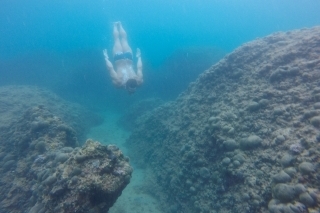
[
  {"left": 112, "top": 22, "right": 122, "bottom": 56},
  {"left": 118, "top": 22, "right": 132, "bottom": 54}
]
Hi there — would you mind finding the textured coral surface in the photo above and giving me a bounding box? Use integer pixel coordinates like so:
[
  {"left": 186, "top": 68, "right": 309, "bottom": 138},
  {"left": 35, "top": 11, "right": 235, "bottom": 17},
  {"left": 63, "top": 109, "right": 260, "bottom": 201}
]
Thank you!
[
  {"left": 0, "top": 85, "right": 103, "bottom": 144},
  {"left": 0, "top": 106, "right": 132, "bottom": 213},
  {"left": 126, "top": 27, "right": 320, "bottom": 213}
]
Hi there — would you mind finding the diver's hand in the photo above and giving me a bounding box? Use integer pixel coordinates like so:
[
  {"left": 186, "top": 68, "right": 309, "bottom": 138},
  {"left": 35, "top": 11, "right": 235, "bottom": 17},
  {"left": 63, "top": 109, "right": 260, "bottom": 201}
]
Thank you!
[
  {"left": 136, "top": 48, "right": 141, "bottom": 58},
  {"left": 103, "top": 49, "right": 109, "bottom": 60}
]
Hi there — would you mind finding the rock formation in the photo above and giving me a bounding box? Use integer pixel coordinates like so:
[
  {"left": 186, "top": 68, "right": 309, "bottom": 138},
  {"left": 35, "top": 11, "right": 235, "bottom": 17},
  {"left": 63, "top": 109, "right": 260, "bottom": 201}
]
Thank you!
[
  {"left": 126, "top": 27, "right": 320, "bottom": 212},
  {"left": 0, "top": 106, "right": 132, "bottom": 213},
  {"left": 0, "top": 85, "right": 103, "bottom": 143}
]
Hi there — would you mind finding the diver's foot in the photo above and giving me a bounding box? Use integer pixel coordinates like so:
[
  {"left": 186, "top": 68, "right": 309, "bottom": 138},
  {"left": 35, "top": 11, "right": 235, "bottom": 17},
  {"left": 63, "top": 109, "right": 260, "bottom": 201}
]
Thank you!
[
  {"left": 117, "top": 22, "right": 122, "bottom": 29},
  {"left": 113, "top": 21, "right": 120, "bottom": 26},
  {"left": 112, "top": 21, "right": 120, "bottom": 28}
]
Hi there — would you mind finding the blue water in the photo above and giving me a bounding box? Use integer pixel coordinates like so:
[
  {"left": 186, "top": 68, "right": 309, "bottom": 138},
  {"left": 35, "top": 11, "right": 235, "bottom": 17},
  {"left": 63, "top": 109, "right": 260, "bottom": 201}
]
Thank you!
[
  {"left": 1, "top": 0, "right": 320, "bottom": 109},
  {"left": 1, "top": 1, "right": 320, "bottom": 212}
]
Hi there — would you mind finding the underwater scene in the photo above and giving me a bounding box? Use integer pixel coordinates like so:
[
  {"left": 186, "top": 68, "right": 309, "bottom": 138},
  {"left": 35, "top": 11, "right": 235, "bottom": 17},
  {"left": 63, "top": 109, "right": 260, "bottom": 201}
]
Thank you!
[{"left": 1, "top": 0, "right": 320, "bottom": 212}]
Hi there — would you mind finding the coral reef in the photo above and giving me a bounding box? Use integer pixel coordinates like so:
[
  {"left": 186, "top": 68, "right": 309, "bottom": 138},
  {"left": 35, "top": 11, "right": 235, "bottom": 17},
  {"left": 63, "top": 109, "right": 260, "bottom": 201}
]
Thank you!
[
  {"left": 0, "top": 106, "right": 132, "bottom": 213},
  {"left": 0, "top": 85, "right": 103, "bottom": 143},
  {"left": 126, "top": 27, "right": 320, "bottom": 212}
]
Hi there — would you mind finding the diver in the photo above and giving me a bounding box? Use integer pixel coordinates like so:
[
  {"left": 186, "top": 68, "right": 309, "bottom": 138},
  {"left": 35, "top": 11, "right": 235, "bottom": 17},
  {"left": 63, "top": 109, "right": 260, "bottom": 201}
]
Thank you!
[{"left": 103, "top": 21, "right": 143, "bottom": 94}]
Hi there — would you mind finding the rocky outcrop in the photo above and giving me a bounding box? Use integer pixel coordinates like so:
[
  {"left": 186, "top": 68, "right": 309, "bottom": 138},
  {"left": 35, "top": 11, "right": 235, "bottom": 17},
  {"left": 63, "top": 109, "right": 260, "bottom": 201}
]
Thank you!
[
  {"left": 0, "top": 85, "right": 103, "bottom": 143},
  {"left": 126, "top": 27, "right": 320, "bottom": 212},
  {"left": 0, "top": 106, "right": 132, "bottom": 213}
]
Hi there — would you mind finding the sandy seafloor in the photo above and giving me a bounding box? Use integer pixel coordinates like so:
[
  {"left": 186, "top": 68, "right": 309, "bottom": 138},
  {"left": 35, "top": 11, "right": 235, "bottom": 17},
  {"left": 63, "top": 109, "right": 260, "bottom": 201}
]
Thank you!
[{"left": 86, "top": 110, "right": 163, "bottom": 213}]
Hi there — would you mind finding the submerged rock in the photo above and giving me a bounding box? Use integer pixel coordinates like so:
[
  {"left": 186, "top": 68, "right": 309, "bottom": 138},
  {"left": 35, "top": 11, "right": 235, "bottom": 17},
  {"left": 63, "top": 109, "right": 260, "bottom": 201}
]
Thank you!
[
  {"left": 299, "top": 162, "right": 315, "bottom": 175},
  {"left": 126, "top": 26, "right": 320, "bottom": 213},
  {"left": 223, "top": 139, "right": 239, "bottom": 151},
  {"left": 0, "top": 85, "right": 103, "bottom": 143},
  {"left": 272, "top": 171, "right": 291, "bottom": 183},
  {"left": 268, "top": 199, "right": 306, "bottom": 213},
  {"left": 299, "top": 192, "right": 315, "bottom": 207},
  {"left": 273, "top": 184, "right": 296, "bottom": 202},
  {"left": 240, "top": 135, "right": 262, "bottom": 150},
  {"left": 0, "top": 107, "right": 132, "bottom": 213},
  {"left": 280, "top": 153, "right": 295, "bottom": 167},
  {"left": 310, "top": 116, "right": 320, "bottom": 127}
]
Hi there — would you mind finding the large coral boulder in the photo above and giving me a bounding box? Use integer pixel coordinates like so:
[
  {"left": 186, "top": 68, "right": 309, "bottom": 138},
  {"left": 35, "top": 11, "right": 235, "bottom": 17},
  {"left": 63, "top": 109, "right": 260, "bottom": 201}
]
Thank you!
[
  {"left": 0, "top": 106, "right": 132, "bottom": 213},
  {"left": 126, "top": 27, "right": 320, "bottom": 212}
]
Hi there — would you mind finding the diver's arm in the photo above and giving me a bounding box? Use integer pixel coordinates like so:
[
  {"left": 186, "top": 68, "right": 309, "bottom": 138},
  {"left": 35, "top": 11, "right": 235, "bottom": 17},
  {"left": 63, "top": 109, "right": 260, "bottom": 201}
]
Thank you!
[
  {"left": 103, "top": 49, "right": 118, "bottom": 82},
  {"left": 136, "top": 48, "right": 143, "bottom": 84}
]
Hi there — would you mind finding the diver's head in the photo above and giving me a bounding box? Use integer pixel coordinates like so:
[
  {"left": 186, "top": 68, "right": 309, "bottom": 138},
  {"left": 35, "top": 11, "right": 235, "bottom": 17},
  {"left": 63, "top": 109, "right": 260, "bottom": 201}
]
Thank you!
[{"left": 125, "top": 79, "right": 138, "bottom": 94}]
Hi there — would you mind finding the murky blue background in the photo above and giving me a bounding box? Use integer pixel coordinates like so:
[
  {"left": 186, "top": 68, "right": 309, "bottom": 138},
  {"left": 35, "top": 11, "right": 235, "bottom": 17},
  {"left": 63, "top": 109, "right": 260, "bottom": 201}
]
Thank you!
[{"left": 1, "top": 0, "right": 320, "bottom": 110}]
